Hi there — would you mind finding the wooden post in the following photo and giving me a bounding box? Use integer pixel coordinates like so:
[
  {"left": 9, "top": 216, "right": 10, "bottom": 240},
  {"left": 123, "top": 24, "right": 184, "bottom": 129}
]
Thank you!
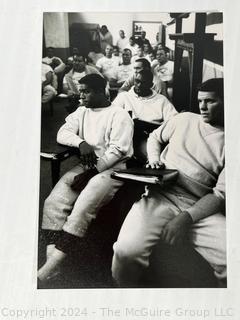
[
  {"left": 189, "top": 13, "right": 207, "bottom": 113},
  {"left": 172, "top": 17, "right": 183, "bottom": 107}
]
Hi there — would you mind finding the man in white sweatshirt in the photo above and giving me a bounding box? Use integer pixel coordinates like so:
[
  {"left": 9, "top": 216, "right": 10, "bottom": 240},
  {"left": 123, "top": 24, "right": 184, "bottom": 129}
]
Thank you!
[
  {"left": 112, "top": 69, "right": 177, "bottom": 123},
  {"left": 112, "top": 78, "right": 226, "bottom": 286},
  {"left": 38, "top": 74, "right": 133, "bottom": 282},
  {"left": 112, "top": 69, "right": 178, "bottom": 163}
]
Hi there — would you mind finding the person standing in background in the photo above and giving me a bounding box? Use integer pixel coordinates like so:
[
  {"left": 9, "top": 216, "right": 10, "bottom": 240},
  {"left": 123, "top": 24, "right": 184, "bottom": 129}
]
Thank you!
[
  {"left": 116, "top": 30, "right": 129, "bottom": 53},
  {"left": 99, "top": 25, "right": 113, "bottom": 53}
]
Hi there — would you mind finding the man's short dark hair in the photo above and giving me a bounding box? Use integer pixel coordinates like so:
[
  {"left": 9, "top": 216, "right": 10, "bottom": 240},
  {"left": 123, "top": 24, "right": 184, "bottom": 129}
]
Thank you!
[
  {"left": 138, "top": 69, "right": 153, "bottom": 84},
  {"left": 122, "top": 48, "right": 132, "bottom": 56},
  {"left": 79, "top": 74, "right": 106, "bottom": 93},
  {"left": 156, "top": 46, "right": 169, "bottom": 54},
  {"left": 135, "top": 58, "right": 151, "bottom": 70},
  {"left": 73, "top": 55, "right": 87, "bottom": 62},
  {"left": 198, "top": 78, "right": 224, "bottom": 101}
]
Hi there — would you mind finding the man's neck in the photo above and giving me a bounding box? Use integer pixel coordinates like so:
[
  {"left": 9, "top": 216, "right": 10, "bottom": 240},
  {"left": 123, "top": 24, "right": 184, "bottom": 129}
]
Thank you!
[
  {"left": 159, "top": 60, "right": 168, "bottom": 66},
  {"left": 134, "top": 88, "right": 152, "bottom": 97},
  {"left": 90, "top": 95, "right": 111, "bottom": 108}
]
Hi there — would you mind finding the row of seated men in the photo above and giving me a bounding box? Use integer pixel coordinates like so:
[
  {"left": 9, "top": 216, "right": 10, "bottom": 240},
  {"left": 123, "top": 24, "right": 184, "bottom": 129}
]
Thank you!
[
  {"left": 41, "top": 42, "right": 174, "bottom": 105},
  {"left": 38, "top": 71, "right": 226, "bottom": 288}
]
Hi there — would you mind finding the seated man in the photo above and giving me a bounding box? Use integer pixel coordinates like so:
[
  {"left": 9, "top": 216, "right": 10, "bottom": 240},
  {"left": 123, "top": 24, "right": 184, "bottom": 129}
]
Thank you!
[
  {"left": 112, "top": 78, "right": 226, "bottom": 287},
  {"left": 96, "top": 44, "right": 120, "bottom": 81},
  {"left": 120, "top": 58, "right": 167, "bottom": 96},
  {"left": 41, "top": 62, "right": 57, "bottom": 103},
  {"left": 63, "top": 55, "right": 102, "bottom": 97},
  {"left": 153, "top": 47, "right": 174, "bottom": 98},
  {"left": 88, "top": 42, "right": 104, "bottom": 66},
  {"left": 148, "top": 50, "right": 158, "bottom": 70},
  {"left": 143, "top": 43, "right": 153, "bottom": 61},
  {"left": 112, "top": 69, "right": 177, "bottom": 163},
  {"left": 42, "top": 47, "right": 66, "bottom": 74},
  {"left": 112, "top": 46, "right": 120, "bottom": 59},
  {"left": 67, "top": 47, "right": 80, "bottom": 64},
  {"left": 66, "top": 47, "right": 80, "bottom": 72},
  {"left": 125, "top": 36, "right": 139, "bottom": 56},
  {"left": 110, "top": 49, "right": 134, "bottom": 87},
  {"left": 112, "top": 69, "right": 177, "bottom": 123},
  {"left": 38, "top": 74, "right": 133, "bottom": 282},
  {"left": 131, "top": 46, "right": 145, "bottom": 64}
]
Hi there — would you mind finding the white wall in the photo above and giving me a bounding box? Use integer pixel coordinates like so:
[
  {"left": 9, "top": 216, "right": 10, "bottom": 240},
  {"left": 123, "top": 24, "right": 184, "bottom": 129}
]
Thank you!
[
  {"left": 68, "top": 12, "right": 171, "bottom": 45},
  {"left": 44, "top": 12, "right": 69, "bottom": 48}
]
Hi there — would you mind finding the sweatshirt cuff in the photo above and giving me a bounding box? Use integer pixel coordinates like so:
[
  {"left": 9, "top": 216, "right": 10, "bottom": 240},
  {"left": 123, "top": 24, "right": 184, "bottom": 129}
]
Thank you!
[
  {"left": 185, "top": 208, "right": 204, "bottom": 223},
  {"left": 96, "top": 153, "right": 122, "bottom": 172},
  {"left": 57, "top": 135, "right": 84, "bottom": 148}
]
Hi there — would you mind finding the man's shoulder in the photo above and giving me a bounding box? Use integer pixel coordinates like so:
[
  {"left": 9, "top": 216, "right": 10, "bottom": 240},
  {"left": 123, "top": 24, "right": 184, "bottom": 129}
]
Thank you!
[
  {"left": 106, "top": 104, "right": 132, "bottom": 117},
  {"left": 42, "top": 63, "right": 53, "bottom": 73},
  {"left": 151, "top": 91, "right": 171, "bottom": 103},
  {"left": 175, "top": 111, "right": 198, "bottom": 120},
  {"left": 86, "top": 65, "right": 99, "bottom": 73},
  {"left": 114, "top": 90, "right": 131, "bottom": 101},
  {"left": 171, "top": 112, "right": 201, "bottom": 128},
  {"left": 96, "top": 56, "right": 106, "bottom": 64}
]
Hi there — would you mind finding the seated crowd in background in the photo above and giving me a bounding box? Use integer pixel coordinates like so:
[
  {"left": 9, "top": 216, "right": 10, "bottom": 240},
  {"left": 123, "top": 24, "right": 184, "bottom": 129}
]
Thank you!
[{"left": 41, "top": 27, "right": 174, "bottom": 105}]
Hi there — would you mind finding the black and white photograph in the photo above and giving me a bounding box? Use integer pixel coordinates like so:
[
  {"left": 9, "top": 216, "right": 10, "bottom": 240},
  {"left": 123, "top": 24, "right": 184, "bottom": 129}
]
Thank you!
[
  {"left": 1, "top": 0, "right": 240, "bottom": 318},
  {"left": 38, "top": 11, "right": 226, "bottom": 289}
]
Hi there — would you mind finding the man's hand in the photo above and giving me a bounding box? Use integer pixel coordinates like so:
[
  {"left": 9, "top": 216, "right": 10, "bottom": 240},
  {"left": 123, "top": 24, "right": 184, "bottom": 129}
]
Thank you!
[
  {"left": 71, "top": 168, "right": 98, "bottom": 192},
  {"left": 161, "top": 212, "right": 193, "bottom": 246},
  {"left": 79, "top": 141, "right": 97, "bottom": 167},
  {"left": 146, "top": 160, "right": 165, "bottom": 169}
]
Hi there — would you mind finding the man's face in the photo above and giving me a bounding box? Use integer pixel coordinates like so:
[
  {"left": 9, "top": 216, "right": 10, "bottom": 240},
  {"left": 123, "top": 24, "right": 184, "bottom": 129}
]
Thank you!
[
  {"left": 72, "top": 48, "right": 79, "bottom": 55},
  {"left": 119, "top": 30, "right": 124, "bottom": 38},
  {"left": 105, "top": 45, "right": 113, "bottom": 57},
  {"left": 143, "top": 43, "right": 150, "bottom": 53},
  {"left": 156, "top": 49, "right": 167, "bottom": 64},
  {"left": 47, "top": 48, "right": 54, "bottom": 58},
  {"left": 113, "top": 48, "right": 119, "bottom": 56},
  {"left": 198, "top": 91, "right": 224, "bottom": 125},
  {"left": 73, "top": 56, "right": 85, "bottom": 72},
  {"left": 136, "top": 47, "right": 144, "bottom": 57},
  {"left": 129, "top": 38, "right": 134, "bottom": 46},
  {"left": 134, "top": 73, "right": 152, "bottom": 96},
  {"left": 79, "top": 84, "right": 98, "bottom": 108},
  {"left": 122, "top": 50, "right": 131, "bottom": 64},
  {"left": 134, "top": 62, "right": 144, "bottom": 75},
  {"left": 149, "top": 53, "right": 155, "bottom": 61},
  {"left": 141, "top": 31, "right": 146, "bottom": 39}
]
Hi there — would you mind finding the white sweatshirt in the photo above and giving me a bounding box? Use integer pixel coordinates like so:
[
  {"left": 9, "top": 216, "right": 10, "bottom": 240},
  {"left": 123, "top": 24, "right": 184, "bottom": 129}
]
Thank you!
[
  {"left": 112, "top": 88, "right": 178, "bottom": 123},
  {"left": 147, "top": 112, "right": 225, "bottom": 200},
  {"left": 57, "top": 105, "right": 134, "bottom": 172}
]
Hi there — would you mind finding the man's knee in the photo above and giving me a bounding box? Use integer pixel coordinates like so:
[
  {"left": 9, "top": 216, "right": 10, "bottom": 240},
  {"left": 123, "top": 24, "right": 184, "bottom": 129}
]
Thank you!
[
  {"left": 42, "top": 85, "right": 56, "bottom": 103},
  {"left": 113, "top": 240, "right": 147, "bottom": 267},
  {"left": 87, "top": 171, "right": 121, "bottom": 194}
]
